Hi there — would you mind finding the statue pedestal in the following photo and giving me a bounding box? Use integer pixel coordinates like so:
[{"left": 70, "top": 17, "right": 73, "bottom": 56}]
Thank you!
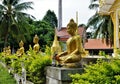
[
  {"left": 81, "top": 56, "right": 109, "bottom": 65},
  {"left": 46, "top": 66, "right": 83, "bottom": 84}
]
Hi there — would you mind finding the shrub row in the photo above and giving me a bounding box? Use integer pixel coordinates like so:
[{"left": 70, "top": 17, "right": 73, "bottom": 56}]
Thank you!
[
  {"left": 70, "top": 59, "right": 120, "bottom": 84},
  {"left": 0, "top": 46, "right": 52, "bottom": 84}
]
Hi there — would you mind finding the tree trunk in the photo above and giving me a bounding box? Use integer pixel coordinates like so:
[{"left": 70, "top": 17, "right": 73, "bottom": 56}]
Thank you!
[{"left": 4, "top": 33, "right": 8, "bottom": 48}]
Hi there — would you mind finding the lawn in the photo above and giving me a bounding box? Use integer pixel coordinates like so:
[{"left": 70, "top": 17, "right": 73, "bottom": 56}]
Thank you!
[{"left": 0, "top": 63, "right": 16, "bottom": 84}]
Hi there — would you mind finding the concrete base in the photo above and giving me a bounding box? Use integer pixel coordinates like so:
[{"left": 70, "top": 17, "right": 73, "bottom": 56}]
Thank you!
[
  {"left": 81, "top": 56, "right": 109, "bottom": 65},
  {"left": 46, "top": 56, "right": 109, "bottom": 84},
  {"left": 46, "top": 66, "right": 83, "bottom": 84}
]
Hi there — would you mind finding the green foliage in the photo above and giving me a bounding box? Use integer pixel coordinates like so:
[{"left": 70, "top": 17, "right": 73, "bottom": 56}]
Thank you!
[
  {"left": 44, "top": 45, "right": 52, "bottom": 56},
  {"left": 0, "top": 63, "right": 16, "bottom": 84},
  {"left": 115, "top": 48, "right": 120, "bottom": 55},
  {"left": 0, "top": 46, "right": 52, "bottom": 84},
  {"left": 27, "top": 54, "right": 51, "bottom": 84},
  {"left": 99, "top": 51, "right": 106, "bottom": 56},
  {"left": 32, "top": 20, "right": 54, "bottom": 51},
  {"left": 70, "top": 59, "right": 120, "bottom": 84},
  {"left": 0, "top": 0, "right": 34, "bottom": 47},
  {"left": 26, "top": 47, "right": 51, "bottom": 84},
  {"left": 42, "top": 10, "right": 58, "bottom": 28}
]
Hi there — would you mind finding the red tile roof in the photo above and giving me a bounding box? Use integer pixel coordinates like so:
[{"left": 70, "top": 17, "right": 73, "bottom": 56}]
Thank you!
[
  {"left": 56, "top": 27, "right": 85, "bottom": 41},
  {"left": 84, "top": 39, "right": 113, "bottom": 49}
]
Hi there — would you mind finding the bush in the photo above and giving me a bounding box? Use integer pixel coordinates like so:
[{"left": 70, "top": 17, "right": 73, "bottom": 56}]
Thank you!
[
  {"left": 0, "top": 46, "right": 52, "bottom": 84},
  {"left": 0, "top": 63, "right": 16, "bottom": 84},
  {"left": 70, "top": 59, "right": 120, "bottom": 84}
]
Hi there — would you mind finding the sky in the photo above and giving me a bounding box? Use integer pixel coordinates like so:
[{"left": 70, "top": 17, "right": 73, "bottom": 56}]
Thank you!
[{"left": 26, "top": 0, "right": 95, "bottom": 27}]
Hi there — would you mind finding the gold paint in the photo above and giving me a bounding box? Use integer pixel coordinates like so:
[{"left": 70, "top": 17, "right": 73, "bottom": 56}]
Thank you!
[
  {"left": 33, "top": 34, "right": 40, "bottom": 53},
  {"left": 55, "top": 19, "right": 87, "bottom": 68}
]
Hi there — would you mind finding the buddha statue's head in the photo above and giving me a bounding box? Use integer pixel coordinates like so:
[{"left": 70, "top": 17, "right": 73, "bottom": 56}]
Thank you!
[
  {"left": 67, "top": 19, "right": 77, "bottom": 35},
  {"left": 19, "top": 40, "right": 24, "bottom": 47},
  {"left": 8, "top": 46, "right": 10, "bottom": 49},
  {"left": 33, "top": 34, "right": 39, "bottom": 44}
]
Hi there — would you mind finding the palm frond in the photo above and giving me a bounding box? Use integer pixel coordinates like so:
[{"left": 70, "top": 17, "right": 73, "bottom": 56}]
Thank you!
[
  {"left": 90, "top": 0, "right": 98, "bottom": 3},
  {"left": 2, "top": 0, "right": 7, "bottom": 6},
  {"left": 93, "top": 22, "right": 102, "bottom": 38},
  {"left": 89, "top": 3, "right": 99, "bottom": 10},
  {"left": 87, "top": 14, "right": 100, "bottom": 28},
  {"left": 14, "top": 2, "right": 33, "bottom": 11},
  {"left": 107, "top": 17, "right": 114, "bottom": 46},
  {"left": 11, "top": 0, "right": 21, "bottom": 6},
  {"left": 0, "top": 4, "right": 7, "bottom": 10}
]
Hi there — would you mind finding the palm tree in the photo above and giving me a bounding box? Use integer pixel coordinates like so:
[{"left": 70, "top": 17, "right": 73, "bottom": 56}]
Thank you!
[
  {"left": 87, "top": 0, "right": 114, "bottom": 46},
  {"left": 0, "top": 0, "right": 34, "bottom": 47},
  {"left": 88, "top": 0, "right": 99, "bottom": 11}
]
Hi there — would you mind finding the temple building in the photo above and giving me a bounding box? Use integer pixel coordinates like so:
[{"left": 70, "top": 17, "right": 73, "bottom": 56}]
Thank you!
[
  {"left": 56, "top": 26, "right": 113, "bottom": 55},
  {"left": 56, "top": 0, "right": 115, "bottom": 55},
  {"left": 99, "top": 0, "right": 120, "bottom": 54}
]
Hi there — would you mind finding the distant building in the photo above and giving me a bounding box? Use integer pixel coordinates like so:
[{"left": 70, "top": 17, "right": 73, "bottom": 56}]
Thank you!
[
  {"left": 56, "top": 27, "right": 113, "bottom": 55},
  {"left": 99, "top": 0, "right": 120, "bottom": 54},
  {"left": 56, "top": 27, "right": 86, "bottom": 42},
  {"left": 84, "top": 39, "right": 113, "bottom": 55},
  {"left": 56, "top": 26, "right": 86, "bottom": 51}
]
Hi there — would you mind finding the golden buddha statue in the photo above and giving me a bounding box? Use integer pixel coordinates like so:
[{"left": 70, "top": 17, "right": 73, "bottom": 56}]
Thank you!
[
  {"left": 16, "top": 40, "right": 24, "bottom": 56},
  {"left": 6, "top": 46, "right": 11, "bottom": 56},
  {"left": 2, "top": 47, "right": 7, "bottom": 56},
  {"left": 55, "top": 19, "right": 86, "bottom": 68},
  {"left": 33, "top": 34, "right": 40, "bottom": 53}
]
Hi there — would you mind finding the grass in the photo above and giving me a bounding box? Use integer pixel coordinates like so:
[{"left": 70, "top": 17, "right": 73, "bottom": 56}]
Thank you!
[{"left": 0, "top": 63, "right": 16, "bottom": 84}]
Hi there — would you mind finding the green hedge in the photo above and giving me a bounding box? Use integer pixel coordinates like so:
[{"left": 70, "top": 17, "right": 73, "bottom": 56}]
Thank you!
[
  {"left": 0, "top": 46, "right": 52, "bottom": 84},
  {"left": 70, "top": 59, "right": 120, "bottom": 84},
  {"left": 0, "top": 63, "right": 16, "bottom": 84}
]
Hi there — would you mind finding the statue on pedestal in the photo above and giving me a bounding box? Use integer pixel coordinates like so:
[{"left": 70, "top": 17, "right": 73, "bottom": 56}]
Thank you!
[
  {"left": 6, "top": 46, "right": 11, "bottom": 56},
  {"left": 16, "top": 40, "right": 24, "bottom": 57},
  {"left": 33, "top": 34, "right": 40, "bottom": 53},
  {"left": 2, "top": 47, "right": 7, "bottom": 56},
  {"left": 55, "top": 19, "right": 86, "bottom": 68},
  {"left": 2, "top": 46, "right": 11, "bottom": 56}
]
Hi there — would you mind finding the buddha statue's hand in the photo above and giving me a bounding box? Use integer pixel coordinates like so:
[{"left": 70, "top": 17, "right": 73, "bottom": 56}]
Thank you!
[
  {"left": 58, "top": 51, "right": 68, "bottom": 57},
  {"left": 55, "top": 55, "right": 60, "bottom": 61}
]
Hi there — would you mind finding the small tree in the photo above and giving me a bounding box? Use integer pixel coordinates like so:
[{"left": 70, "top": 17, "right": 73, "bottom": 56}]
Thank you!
[
  {"left": 32, "top": 20, "right": 54, "bottom": 51},
  {"left": 42, "top": 10, "right": 58, "bottom": 28}
]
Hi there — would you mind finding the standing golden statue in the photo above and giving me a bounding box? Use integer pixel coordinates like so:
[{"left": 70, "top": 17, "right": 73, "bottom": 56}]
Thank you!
[
  {"left": 16, "top": 40, "right": 24, "bottom": 57},
  {"left": 51, "top": 28, "right": 62, "bottom": 66},
  {"left": 33, "top": 34, "right": 40, "bottom": 53},
  {"left": 51, "top": 28, "right": 62, "bottom": 56},
  {"left": 55, "top": 19, "right": 86, "bottom": 68}
]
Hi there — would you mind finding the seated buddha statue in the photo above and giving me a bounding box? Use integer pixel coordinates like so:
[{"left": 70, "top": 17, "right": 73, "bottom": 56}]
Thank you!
[
  {"left": 33, "top": 34, "right": 40, "bottom": 53},
  {"left": 55, "top": 19, "right": 86, "bottom": 68},
  {"left": 2, "top": 47, "right": 7, "bottom": 56},
  {"left": 6, "top": 46, "right": 11, "bottom": 56},
  {"left": 16, "top": 40, "right": 24, "bottom": 57}
]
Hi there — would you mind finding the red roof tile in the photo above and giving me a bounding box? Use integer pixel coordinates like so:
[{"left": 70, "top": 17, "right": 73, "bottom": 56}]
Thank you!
[
  {"left": 56, "top": 27, "right": 85, "bottom": 41},
  {"left": 84, "top": 39, "right": 113, "bottom": 49}
]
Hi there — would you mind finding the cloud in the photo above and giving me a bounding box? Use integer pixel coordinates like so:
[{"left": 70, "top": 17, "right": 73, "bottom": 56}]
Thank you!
[{"left": 26, "top": 0, "right": 95, "bottom": 26}]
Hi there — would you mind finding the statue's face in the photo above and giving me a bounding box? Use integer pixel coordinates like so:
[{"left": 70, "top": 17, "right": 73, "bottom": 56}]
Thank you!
[
  {"left": 67, "top": 25, "right": 75, "bottom": 35},
  {"left": 19, "top": 43, "right": 23, "bottom": 47},
  {"left": 33, "top": 39, "right": 38, "bottom": 44}
]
